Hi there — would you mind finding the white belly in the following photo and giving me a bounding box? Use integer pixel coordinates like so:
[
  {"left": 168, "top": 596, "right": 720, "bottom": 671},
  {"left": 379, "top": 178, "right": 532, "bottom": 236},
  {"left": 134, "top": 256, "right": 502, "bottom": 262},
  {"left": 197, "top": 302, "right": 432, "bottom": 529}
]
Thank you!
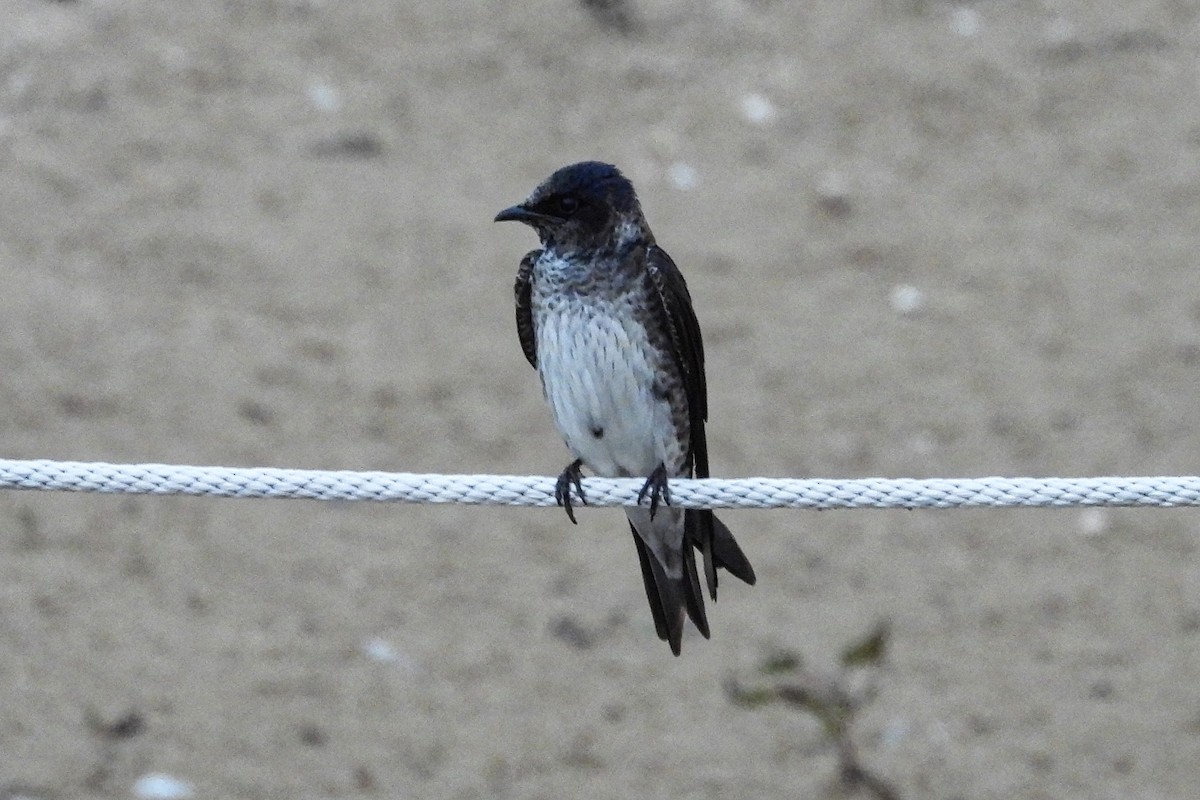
[{"left": 535, "top": 298, "right": 676, "bottom": 479}]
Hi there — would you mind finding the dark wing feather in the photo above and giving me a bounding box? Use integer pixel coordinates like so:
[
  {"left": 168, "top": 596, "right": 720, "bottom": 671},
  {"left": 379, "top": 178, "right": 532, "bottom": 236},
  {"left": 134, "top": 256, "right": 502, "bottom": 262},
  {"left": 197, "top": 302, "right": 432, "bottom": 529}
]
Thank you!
[
  {"left": 644, "top": 246, "right": 724, "bottom": 598},
  {"left": 514, "top": 250, "right": 539, "bottom": 369},
  {"left": 644, "top": 245, "right": 708, "bottom": 474}
]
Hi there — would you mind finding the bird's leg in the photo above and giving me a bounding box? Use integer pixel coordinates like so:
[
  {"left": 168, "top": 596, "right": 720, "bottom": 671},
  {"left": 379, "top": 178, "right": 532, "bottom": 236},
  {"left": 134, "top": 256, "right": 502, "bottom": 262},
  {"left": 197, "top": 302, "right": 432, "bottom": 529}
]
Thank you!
[
  {"left": 555, "top": 458, "right": 587, "bottom": 524},
  {"left": 637, "top": 462, "right": 672, "bottom": 521}
]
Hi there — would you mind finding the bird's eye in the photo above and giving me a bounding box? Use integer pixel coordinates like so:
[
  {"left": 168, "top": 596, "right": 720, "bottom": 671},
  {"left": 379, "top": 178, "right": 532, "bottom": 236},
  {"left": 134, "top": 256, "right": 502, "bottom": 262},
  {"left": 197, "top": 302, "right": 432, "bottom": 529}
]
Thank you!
[{"left": 555, "top": 196, "right": 580, "bottom": 215}]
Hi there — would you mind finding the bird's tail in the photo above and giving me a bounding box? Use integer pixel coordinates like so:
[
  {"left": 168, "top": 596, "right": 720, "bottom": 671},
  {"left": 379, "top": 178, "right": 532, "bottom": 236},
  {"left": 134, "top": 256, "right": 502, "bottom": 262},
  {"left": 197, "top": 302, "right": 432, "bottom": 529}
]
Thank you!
[{"left": 627, "top": 508, "right": 754, "bottom": 656}]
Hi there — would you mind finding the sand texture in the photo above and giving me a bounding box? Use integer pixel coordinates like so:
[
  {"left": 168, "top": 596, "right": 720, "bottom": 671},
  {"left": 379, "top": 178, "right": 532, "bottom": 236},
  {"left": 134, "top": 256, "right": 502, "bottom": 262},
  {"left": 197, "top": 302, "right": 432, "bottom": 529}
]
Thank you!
[{"left": 2, "top": 1, "right": 1199, "bottom": 797}]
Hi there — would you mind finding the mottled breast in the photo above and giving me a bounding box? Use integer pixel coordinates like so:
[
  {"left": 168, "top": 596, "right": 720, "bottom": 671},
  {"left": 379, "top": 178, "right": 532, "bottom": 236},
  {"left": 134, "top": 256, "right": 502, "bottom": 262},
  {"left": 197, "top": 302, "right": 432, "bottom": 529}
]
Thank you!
[{"left": 531, "top": 257, "right": 688, "bottom": 479}]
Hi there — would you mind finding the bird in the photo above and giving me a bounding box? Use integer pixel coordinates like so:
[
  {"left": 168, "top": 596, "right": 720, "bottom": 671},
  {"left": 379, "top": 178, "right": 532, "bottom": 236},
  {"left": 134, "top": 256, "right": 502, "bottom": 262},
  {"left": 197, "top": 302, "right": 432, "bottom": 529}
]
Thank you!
[{"left": 495, "top": 161, "right": 756, "bottom": 655}]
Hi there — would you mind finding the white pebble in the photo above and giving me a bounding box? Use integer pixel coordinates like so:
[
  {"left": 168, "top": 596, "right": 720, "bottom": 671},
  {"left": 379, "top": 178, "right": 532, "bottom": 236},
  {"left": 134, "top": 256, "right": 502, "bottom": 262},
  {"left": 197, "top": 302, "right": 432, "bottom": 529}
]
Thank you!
[
  {"left": 308, "top": 79, "right": 340, "bottom": 113},
  {"left": 740, "top": 93, "right": 775, "bottom": 124},
  {"left": 667, "top": 162, "right": 700, "bottom": 191},
  {"left": 133, "top": 773, "right": 195, "bottom": 800},
  {"left": 950, "top": 7, "right": 981, "bottom": 38},
  {"left": 890, "top": 285, "right": 925, "bottom": 315},
  {"left": 362, "top": 636, "right": 420, "bottom": 671},
  {"left": 1078, "top": 508, "right": 1109, "bottom": 536},
  {"left": 363, "top": 636, "right": 398, "bottom": 662}
]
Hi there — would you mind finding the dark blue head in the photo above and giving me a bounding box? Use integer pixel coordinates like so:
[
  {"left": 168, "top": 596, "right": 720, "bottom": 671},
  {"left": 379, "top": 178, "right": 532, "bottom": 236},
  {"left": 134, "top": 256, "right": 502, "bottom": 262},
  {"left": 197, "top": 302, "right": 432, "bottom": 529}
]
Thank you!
[{"left": 495, "top": 161, "right": 648, "bottom": 251}]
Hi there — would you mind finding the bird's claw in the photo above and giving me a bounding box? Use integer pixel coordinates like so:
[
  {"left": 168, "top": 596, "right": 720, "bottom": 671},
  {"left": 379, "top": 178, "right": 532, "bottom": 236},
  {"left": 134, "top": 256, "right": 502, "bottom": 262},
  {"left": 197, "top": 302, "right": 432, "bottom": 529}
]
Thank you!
[
  {"left": 555, "top": 459, "right": 587, "bottom": 524},
  {"left": 637, "top": 462, "right": 672, "bottom": 520}
]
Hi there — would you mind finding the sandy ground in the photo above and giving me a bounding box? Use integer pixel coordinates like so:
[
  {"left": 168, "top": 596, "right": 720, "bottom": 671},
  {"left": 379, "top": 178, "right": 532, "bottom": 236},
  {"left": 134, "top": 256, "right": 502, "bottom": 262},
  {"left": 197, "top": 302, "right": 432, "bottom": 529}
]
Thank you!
[{"left": 2, "top": 1, "right": 1200, "bottom": 797}]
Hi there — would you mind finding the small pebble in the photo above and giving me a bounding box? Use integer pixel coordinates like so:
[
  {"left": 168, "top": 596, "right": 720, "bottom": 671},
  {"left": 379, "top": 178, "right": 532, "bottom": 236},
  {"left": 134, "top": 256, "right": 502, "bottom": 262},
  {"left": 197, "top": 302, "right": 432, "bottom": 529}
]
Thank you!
[
  {"left": 363, "top": 636, "right": 398, "bottom": 663},
  {"left": 890, "top": 285, "right": 925, "bottom": 315},
  {"left": 133, "top": 773, "right": 194, "bottom": 800},
  {"left": 1078, "top": 508, "right": 1109, "bottom": 536},
  {"left": 667, "top": 162, "right": 699, "bottom": 191},
  {"left": 740, "top": 93, "right": 775, "bottom": 124},
  {"left": 362, "top": 636, "right": 419, "bottom": 671},
  {"left": 308, "top": 79, "right": 340, "bottom": 113},
  {"left": 950, "top": 7, "right": 981, "bottom": 37}
]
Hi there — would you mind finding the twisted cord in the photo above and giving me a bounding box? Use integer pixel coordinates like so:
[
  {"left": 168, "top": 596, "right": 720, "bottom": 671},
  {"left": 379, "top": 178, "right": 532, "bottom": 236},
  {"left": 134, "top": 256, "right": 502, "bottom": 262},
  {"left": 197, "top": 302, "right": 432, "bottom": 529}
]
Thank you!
[{"left": 1, "top": 460, "right": 1198, "bottom": 510}]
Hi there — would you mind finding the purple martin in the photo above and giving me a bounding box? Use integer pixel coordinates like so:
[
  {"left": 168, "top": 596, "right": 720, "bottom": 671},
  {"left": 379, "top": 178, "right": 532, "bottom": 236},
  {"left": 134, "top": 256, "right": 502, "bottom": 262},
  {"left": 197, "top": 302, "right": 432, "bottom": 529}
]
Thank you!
[{"left": 495, "top": 161, "right": 756, "bottom": 655}]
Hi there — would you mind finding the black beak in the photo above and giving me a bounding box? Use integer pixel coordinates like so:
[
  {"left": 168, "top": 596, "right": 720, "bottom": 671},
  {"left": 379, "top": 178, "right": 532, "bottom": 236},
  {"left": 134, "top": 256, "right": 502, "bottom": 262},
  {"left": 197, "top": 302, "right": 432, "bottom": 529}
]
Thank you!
[{"left": 494, "top": 205, "right": 559, "bottom": 225}]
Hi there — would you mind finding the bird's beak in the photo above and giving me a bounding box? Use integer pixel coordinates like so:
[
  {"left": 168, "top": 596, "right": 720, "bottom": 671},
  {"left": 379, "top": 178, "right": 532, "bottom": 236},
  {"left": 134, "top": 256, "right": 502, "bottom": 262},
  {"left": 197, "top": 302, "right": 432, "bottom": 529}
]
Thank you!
[{"left": 494, "top": 204, "right": 558, "bottom": 225}]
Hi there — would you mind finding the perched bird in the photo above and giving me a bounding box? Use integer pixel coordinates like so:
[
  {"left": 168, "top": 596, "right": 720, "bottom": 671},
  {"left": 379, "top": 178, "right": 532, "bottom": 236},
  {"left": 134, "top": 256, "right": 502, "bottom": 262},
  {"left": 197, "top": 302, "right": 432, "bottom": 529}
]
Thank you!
[{"left": 495, "top": 161, "right": 756, "bottom": 655}]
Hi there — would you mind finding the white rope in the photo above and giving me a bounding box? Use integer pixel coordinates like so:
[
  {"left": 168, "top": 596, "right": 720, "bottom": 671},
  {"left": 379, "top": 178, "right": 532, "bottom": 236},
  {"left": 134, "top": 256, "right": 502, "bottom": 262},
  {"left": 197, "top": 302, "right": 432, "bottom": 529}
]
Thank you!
[{"left": 1, "top": 459, "right": 1198, "bottom": 510}]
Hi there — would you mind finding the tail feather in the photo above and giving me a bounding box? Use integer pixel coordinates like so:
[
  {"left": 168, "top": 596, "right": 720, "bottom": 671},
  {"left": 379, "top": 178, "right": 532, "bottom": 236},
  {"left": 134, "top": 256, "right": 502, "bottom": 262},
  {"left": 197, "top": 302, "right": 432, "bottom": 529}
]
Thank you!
[
  {"left": 627, "top": 524, "right": 716, "bottom": 655},
  {"left": 710, "top": 513, "right": 756, "bottom": 585},
  {"left": 680, "top": 538, "right": 710, "bottom": 639},
  {"left": 688, "top": 510, "right": 756, "bottom": 600},
  {"left": 629, "top": 525, "right": 671, "bottom": 643}
]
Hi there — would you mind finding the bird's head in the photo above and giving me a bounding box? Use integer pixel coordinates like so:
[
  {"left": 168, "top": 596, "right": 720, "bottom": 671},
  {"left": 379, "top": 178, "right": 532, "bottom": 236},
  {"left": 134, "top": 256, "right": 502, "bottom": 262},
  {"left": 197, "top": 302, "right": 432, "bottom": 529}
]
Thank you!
[{"left": 495, "top": 161, "right": 648, "bottom": 253}]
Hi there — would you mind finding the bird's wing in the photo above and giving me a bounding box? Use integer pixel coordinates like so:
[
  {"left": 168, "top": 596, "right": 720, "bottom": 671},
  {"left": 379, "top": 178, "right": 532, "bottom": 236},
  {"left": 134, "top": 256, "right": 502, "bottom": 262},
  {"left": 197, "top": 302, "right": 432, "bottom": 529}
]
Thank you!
[
  {"left": 644, "top": 244, "right": 708, "bottom": 476},
  {"left": 514, "top": 250, "right": 539, "bottom": 369},
  {"left": 646, "top": 244, "right": 729, "bottom": 599}
]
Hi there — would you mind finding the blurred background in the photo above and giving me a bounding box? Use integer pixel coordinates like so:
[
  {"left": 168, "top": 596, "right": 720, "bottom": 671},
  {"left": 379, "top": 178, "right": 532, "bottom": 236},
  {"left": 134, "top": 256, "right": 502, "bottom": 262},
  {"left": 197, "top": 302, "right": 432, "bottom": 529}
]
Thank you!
[{"left": 1, "top": 1, "right": 1199, "bottom": 797}]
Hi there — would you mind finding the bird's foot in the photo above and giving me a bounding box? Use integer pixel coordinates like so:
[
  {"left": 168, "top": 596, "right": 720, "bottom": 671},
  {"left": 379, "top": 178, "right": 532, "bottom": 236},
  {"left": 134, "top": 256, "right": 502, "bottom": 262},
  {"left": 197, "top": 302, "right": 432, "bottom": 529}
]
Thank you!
[
  {"left": 555, "top": 459, "right": 587, "bottom": 524},
  {"left": 637, "top": 462, "right": 672, "bottom": 520}
]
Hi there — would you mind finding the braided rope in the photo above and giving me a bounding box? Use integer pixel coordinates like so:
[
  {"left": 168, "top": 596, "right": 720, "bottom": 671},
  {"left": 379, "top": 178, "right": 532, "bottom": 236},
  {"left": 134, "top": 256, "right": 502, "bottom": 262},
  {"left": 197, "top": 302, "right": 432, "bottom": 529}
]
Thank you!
[{"left": 1, "top": 459, "right": 1198, "bottom": 510}]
